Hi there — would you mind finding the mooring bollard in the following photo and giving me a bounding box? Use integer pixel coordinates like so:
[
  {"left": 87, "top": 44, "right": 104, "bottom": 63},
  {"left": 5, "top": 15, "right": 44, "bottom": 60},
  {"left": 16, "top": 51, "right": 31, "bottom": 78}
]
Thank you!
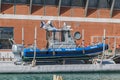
[
  {"left": 53, "top": 75, "right": 57, "bottom": 80},
  {"left": 53, "top": 75, "right": 63, "bottom": 80},
  {"left": 31, "top": 59, "right": 36, "bottom": 67}
]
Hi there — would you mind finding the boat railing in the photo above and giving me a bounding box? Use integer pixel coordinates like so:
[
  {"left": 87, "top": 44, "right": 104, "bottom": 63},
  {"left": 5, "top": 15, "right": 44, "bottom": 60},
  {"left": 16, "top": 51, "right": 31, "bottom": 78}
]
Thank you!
[
  {"left": 58, "top": 44, "right": 64, "bottom": 48},
  {"left": 68, "top": 44, "right": 74, "bottom": 48},
  {"left": 51, "top": 42, "right": 76, "bottom": 49}
]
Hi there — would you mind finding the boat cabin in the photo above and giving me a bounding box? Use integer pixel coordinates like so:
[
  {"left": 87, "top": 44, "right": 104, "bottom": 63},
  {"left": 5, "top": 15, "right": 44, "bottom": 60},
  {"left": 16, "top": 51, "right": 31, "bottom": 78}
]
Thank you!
[{"left": 45, "top": 25, "right": 77, "bottom": 49}]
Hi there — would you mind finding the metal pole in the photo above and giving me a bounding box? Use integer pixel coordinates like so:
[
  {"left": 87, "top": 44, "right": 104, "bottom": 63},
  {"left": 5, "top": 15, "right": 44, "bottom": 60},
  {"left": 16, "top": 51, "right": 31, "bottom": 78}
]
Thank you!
[
  {"left": 32, "top": 26, "right": 37, "bottom": 66},
  {"left": 53, "top": 32, "right": 55, "bottom": 55},
  {"left": 43, "top": 0, "right": 46, "bottom": 16},
  {"left": 113, "top": 37, "right": 116, "bottom": 57},
  {"left": 100, "top": 29, "right": 106, "bottom": 65},
  {"left": 110, "top": 0, "right": 115, "bottom": 18},
  {"left": 85, "top": 0, "right": 89, "bottom": 17},
  {"left": 97, "top": 36, "right": 99, "bottom": 43},
  {"left": 0, "top": 0, "right": 1, "bottom": 13},
  {"left": 82, "top": 29, "right": 85, "bottom": 54},
  {"left": 29, "top": 0, "right": 32, "bottom": 14},
  {"left": 58, "top": 0, "right": 61, "bottom": 16},
  {"left": 22, "top": 27, "right": 24, "bottom": 45},
  {"left": 108, "top": 37, "right": 110, "bottom": 49},
  {"left": 82, "top": 29, "right": 84, "bottom": 47},
  {"left": 14, "top": 0, "right": 16, "bottom": 14}
]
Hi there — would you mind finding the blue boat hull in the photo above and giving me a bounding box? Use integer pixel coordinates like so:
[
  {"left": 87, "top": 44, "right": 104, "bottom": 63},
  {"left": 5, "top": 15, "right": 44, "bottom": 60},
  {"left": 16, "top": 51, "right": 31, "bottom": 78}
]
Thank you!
[{"left": 22, "top": 43, "right": 108, "bottom": 60}]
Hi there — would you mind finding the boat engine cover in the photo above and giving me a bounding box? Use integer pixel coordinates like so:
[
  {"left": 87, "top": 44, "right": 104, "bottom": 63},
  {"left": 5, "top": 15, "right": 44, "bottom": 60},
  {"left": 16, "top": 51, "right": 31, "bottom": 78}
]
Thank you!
[{"left": 12, "top": 44, "right": 24, "bottom": 54}]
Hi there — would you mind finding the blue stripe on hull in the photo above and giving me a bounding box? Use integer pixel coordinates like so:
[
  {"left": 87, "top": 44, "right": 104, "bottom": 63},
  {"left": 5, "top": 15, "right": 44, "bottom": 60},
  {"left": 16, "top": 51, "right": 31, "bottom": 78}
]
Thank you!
[{"left": 22, "top": 43, "right": 108, "bottom": 58}]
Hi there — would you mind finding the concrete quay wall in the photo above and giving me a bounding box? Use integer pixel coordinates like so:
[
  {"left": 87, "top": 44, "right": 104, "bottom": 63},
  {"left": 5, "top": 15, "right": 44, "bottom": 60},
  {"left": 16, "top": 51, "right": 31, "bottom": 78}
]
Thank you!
[{"left": 0, "top": 63, "right": 120, "bottom": 73}]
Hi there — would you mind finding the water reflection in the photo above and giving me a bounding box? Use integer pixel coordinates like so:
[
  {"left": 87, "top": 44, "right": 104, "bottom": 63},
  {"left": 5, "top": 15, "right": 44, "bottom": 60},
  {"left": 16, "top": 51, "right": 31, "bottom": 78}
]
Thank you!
[{"left": 0, "top": 73, "right": 120, "bottom": 80}]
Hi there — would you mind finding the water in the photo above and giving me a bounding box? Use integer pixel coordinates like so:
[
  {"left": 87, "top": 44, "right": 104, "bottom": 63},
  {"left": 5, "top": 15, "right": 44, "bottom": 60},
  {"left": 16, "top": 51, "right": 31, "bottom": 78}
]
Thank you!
[{"left": 0, "top": 72, "right": 120, "bottom": 80}]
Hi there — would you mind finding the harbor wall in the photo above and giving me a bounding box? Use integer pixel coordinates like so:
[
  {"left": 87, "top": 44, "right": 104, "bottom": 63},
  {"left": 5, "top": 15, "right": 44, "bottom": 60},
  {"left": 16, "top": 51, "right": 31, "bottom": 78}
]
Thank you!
[{"left": 0, "top": 63, "right": 120, "bottom": 73}]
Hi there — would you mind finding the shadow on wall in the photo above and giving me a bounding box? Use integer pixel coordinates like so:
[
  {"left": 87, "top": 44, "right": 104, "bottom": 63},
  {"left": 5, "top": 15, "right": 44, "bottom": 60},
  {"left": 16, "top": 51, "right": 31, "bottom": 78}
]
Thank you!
[
  {"left": 87, "top": 9, "right": 97, "bottom": 17},
  {"left": 112, "top": 10, "right": 120, "bottom": 17},
  {"left": 60, "top": 7, "right": 70, "bottom": 15},
  {"left": 1, "top": 4, "right": 13, "bottom": 13},
  {"left": 31, "top": 5, "right": 43, "bottom": 14}
]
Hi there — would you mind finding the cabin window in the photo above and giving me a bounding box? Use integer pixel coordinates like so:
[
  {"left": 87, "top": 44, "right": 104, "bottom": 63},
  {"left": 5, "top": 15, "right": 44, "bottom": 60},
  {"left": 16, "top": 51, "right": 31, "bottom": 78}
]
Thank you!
[
  {"left": 46, "top": 31, "right": 52, "bottom": 40},
  {"left": 0, "top": 27, "right": 14, "bottom": 49},
  {"left": 68, "top": 31, "right": 71, "bottom": 37},
  {"left": 61, "top": 31, "right": 65, "bottom": 42},
  {"left": 53, "top": 32, "right": 60, "bottom": 41}
]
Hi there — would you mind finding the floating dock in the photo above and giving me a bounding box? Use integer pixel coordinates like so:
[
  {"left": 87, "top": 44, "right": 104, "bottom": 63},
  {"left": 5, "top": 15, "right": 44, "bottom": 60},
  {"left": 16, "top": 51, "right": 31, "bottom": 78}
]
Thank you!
[{"left": 0, "top": 61, "right": 120, "bottom": 73}]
